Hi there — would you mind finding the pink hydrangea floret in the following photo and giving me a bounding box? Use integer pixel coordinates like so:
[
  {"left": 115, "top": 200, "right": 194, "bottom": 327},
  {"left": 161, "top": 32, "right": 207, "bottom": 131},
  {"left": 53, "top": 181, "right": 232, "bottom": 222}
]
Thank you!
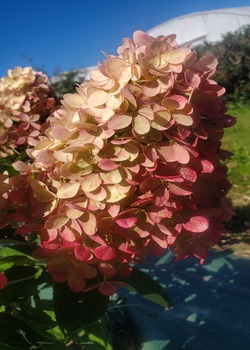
[{"left": 0, "top": 66, "right": 57, "bottom": 157}]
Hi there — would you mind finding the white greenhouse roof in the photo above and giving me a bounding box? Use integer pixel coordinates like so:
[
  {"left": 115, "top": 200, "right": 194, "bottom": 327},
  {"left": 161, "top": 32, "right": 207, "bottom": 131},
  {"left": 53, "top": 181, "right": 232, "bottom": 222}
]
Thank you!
[{"left": 147, "top": 7, "right": 250, "bottom": 47}]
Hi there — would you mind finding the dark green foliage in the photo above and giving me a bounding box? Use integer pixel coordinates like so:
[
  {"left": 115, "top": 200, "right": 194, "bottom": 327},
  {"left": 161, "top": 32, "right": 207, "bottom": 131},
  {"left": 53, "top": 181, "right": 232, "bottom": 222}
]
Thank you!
[
  {"left": 53, "top": 283, "right": 110, "bottom": 335},
  {"left": 51, "top": 69, "right": 87, "bottom": 99},
  {"left": 195, "top": 25, "right": 250, "bottom": 103}
]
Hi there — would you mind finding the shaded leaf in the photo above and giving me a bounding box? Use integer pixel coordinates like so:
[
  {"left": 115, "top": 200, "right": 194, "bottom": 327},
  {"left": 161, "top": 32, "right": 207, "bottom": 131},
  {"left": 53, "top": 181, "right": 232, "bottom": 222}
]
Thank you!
[
  {"left": 114, "top": 268, "right": 173, "bottom": 308},
  {"left": 53, "top": 282, "right": 109, "bottom": 335},
  {"left": 0, "top": 313, "right": 66, "bottom": 350}
]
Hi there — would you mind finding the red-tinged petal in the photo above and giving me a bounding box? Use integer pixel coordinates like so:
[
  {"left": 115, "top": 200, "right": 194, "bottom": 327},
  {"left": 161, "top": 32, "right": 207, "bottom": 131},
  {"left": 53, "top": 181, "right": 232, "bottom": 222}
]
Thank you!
[
  {"left": 156, "top": 143, "right": 175, "bottom": 162},
  {"left": 98, "top": 263, "right": 117, "bottom": 278},
  {"left": 41, "top": 228, "right": 58, "bottom": 243},
  {"left": 98, "top": 158, "right": 119, "bottom": 171},
  {"left": 47, "top": 257, "right": 71, "bottom": 283},
  {"left": 168, "top": 183, "right": 193, "bottom": 196},
  {"left": 138, "top": 106, "right": 154, "bottom": 120},
  {"left": 179, "top": 167, "right": 198, "bottom": 183},
  {"left": 119, "top": 265, "right": 132, "bottom": 276},
  {"left": 12, "top": 161, "right": 30, "bottom": 172},
  {"left": 171, "top": 144, "right": 190, "bottom": 164},
  {"left": 74, "top": 245, "right": 91, "bottom": 261},
  {"left": 0, "top": 272, "right": 7, "bottom": 289},
  {"left": 107, "top": 204, "right": 120, "bottom": 217},
  {"left": 142, "top": 80, "right": 160, "bottom": 97},
  {"left": 116, "top": 216, "right": 137, "bottom": 228},
  {"left": 140, "top": 177, "right": 162, "bottom": 193},
  {"left": 201, "top": 159, "right": 214, "bottom": 173},
  {"left": 59, "top": 225, "right": 78, "bottom": 242},
  {"left": 108, "top": 113, "right": 132, "bottom": 130},
  {"left": 184, "top": 69, "right": 201, "bottom": 88},
  {"left": 151, "top": 111, "right": 172, "bottom": 130},
  {"left": 143, "top": 145, "right": 158, "bottom": 163},
  {"left": 153, "top": 186, "right": 169, "bottom": 207},
  {"left": 151, "top": 228, "right": 168, "bottom": 248},
  {"left": 99, "top": 282, "right": 116, "bottom": 296},
  {"left": 93, "top": 245, "right": 117, "bottom": 261},
  {"left": 79, "top": 213, "right": 97, "bottom": 236},
  {"left": 194, "top": 55, "right": 218, "bottom": 72},
  {"left": 183, "top": 216, "right": 209, "bottom": 233},
  {"left": 133, "top": 30, "right": 154, "bottom": 46},
  {"left": 80, "top": 264, "right": 97, "bottom": 279},
  {"left": 68, "top": 269, "right": 85, "bottom": 292},
  {"left": 85, "top": 187, "right": 107, "bottom": 201},
  {"left": 124, "top": 143, "right": 139, "bottom": 162},
  {"left": 162, "top": 95, "right": 188, "bottom": 110},
  {"left": 217, "top": 115, "right": 236, "bottom": 128},
  {"left": 148, "top": 206, "right": 172, "bottom": 223},
  {"left": 121, "top": 88, "right": 137, "bottom": 108}
]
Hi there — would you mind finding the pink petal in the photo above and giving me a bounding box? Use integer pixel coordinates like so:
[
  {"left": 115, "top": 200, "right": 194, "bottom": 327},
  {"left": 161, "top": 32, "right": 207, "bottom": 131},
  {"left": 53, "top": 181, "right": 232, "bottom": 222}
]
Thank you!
[
  {"left": 162, "top": 95, "right": 188, "bottom": 110},
  {"left": 116, "top": 216, "right": 137, "bottom": 228},
  {"left": 153, "top": 186, "right": 169, "bottom": 207},
  {"left": 99, "top": 282, "right": 116, "bottom": 296},
  {"left": 74, "top": 245, "right": 91, "bottom": 261},
  {"left": 183, "top": 216, "right": 209, "bottom": 233},
  {"left": 68, "top": 269, "right": 85, "bottom": 292},
  {"left": 184, "top": 69, "right": 201, "bottom": 88},
  {"left": 47, "top": 257, "right": 71, "bottom": 283},
  {"left": 94, "top": 245, "right": 117, "bottom": 261},
  {"left": 0, "top": 272, "right": 7, "bottom": 289},
  {"left": 59, "top": 225, "right": 77, "bottom": 242},
  {"left": 168, "top": 183, "right": 193, "bottom": 196},
  {"left": 108, "top": 113, "right": 132, "bottom": 130},
  {"left": 140, "top": 177, "right": 162, "bottom": 193},
  {"left": 179, "top": 167, "right": 198, "bottom": 183},
  {"left": 171, "top": 144, "right": 190, "bottom": 164},
  {"left": 78, "top": 213, "right": 97, "bottom": 236},
  {"left": 98, "top": 158, "right": 119, "bottom": 171}
]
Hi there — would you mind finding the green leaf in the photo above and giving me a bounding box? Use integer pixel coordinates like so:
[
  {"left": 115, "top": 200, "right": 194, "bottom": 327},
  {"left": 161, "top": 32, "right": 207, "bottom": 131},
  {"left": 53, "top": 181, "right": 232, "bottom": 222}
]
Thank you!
[
  {"left": 53, "top": 282, "right": 110, "bottom": 335},
  {"left": 20, "top": 306, "right": 65, "bottom": 342},
  {"left": 0, "top": 266, "right": 42, "bottom": 305},
  {"left": 0, "top": 342, "right": 23, "bottom": 350},
  {"left": 0, "top": 238, "right": 30, "bottom": 246},
  {"left": 85, "top": 322, "right": 113, "bottom": 350},
  {"left": 0, "top": 244, "right": 35, "bottom": 259},
  {"left": 0, "top": 256, "right": 38, "bottom": 271},
  {"left": 0, "top": 313, "right": 66, "bottom": 350},
  {"left": 114, "top": 268, "right": 173, "bottom": 308}
]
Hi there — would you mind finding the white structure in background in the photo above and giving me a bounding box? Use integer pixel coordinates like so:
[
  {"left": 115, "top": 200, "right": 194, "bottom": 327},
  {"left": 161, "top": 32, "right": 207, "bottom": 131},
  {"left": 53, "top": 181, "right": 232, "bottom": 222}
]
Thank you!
[
  {"left": 147, "top": 7, "right": 250, "bottom": 47},
  {"left": 51, "top": 7, "right": 250, "bottom": 82}
]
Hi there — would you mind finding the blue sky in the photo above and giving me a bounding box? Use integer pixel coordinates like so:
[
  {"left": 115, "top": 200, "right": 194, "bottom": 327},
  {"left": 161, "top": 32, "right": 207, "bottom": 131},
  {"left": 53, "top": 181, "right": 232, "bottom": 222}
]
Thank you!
[{"left": 1, "top": 0, "right": 250, "bottom": 77}]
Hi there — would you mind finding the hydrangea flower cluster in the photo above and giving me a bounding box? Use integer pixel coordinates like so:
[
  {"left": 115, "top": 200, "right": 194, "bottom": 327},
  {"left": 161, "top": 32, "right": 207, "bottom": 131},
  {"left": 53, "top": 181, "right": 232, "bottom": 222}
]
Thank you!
[
  {"left": 0, "top": 66, "right": 57, "bottom": 157},
  {"left": 1, "top": 31, "right": 235, "bottom": 295}
]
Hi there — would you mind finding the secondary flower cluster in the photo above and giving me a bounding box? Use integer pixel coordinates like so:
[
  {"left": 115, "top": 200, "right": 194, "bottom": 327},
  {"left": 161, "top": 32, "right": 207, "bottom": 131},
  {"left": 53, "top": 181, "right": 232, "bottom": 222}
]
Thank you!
[
  {"left": 1, "top": 31, "right": 235, "bottom": 295},
  {"left": 0, "top": 66, "right": 57, "bottom": 157}
]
